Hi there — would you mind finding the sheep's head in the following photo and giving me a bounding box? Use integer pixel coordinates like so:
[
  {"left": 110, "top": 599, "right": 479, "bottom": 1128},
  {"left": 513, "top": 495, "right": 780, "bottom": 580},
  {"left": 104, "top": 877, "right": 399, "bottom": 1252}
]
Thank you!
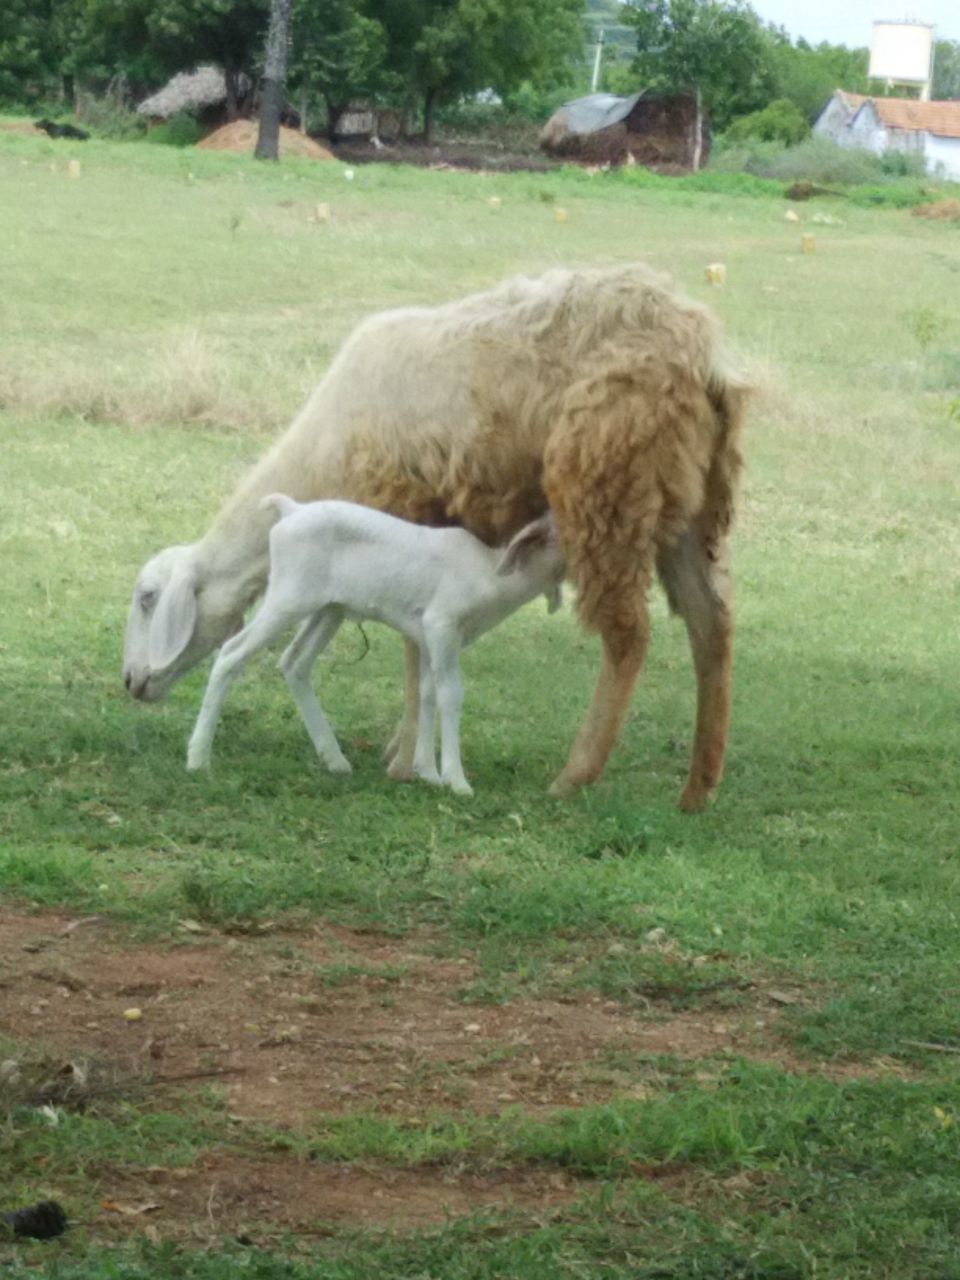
[{"left": 122, "top": 544, "right": 244, "bottom": 701}]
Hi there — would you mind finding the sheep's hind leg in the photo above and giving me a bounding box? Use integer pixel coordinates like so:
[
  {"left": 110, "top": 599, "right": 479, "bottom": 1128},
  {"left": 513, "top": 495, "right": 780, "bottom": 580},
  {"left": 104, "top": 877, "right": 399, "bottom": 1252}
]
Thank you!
[
  {"left": 656, "top": 523, "right": 733, "bottom": 813},
  {"left": 278, "top": 609, "right": 352, "bottom": 774},
  {"left": 384, "top": 637, "right": 421, "bottom": 781}
]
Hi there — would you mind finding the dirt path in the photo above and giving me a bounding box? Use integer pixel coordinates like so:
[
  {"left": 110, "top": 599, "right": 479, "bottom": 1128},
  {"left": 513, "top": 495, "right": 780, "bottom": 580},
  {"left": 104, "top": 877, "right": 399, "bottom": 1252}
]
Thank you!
[{"left": 0, "top": 908, "right": 908, "bottom": 1241}]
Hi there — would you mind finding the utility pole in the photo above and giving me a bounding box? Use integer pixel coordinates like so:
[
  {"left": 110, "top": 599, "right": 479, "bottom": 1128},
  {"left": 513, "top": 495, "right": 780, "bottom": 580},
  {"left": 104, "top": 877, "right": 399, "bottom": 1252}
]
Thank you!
[{"left": 590, "top": 27, "right": 605, "bottom": 94}]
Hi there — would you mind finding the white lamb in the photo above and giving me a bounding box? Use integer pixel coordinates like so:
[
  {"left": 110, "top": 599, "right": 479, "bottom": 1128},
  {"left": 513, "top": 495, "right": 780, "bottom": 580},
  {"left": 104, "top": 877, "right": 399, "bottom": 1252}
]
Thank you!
[{"left": 186, "top": 498, "right": 565, "bottom": 795}]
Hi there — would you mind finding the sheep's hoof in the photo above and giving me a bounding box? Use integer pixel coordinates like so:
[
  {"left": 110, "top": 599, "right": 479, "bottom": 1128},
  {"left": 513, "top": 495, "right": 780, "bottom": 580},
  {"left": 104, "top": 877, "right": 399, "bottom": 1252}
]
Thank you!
[
  {"left": 448, "top": 779, "right": 474, "bottom": 797},
  {"left": 326, "top": 757, "right": 353, "bottom": 776},
  {"left": 547, "top": 771, "right": 578, "bottom": 798},
  {"left": 678, "top": 783, "right": 710, "bottom": 813},
  {"left": 415, "top": 767, "right": 443, "bottom": 787},
  {"left": 386, "top": 758, "right": 417, "bottom": 782},
  {"left": 186, "top": 751, "right": 210, "bottom": 772}
]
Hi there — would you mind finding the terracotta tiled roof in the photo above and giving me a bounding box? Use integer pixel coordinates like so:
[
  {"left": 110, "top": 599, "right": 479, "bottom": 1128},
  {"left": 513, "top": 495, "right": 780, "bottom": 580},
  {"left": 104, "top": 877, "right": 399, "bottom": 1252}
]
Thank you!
[
  {"left": 857, "top": 95, "right": 960, "bottom": 139},
  {"left": 837, "top": 91, "right": 868, "bottom": 112}
]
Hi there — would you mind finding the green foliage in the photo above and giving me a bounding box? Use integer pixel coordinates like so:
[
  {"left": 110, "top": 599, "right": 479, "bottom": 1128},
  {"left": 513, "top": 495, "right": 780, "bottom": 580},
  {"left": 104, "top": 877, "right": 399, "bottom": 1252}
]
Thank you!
[
  {"left": 932, "top": 38, "right": 960, "bottom": 100},
  {"left": 374, "top": 0, "right": 584, "bottom": 137},
  {"left": 711, "top": 135, "right": 929, "bottom": 189},
  {"left": 291, "top": 0, "right": 391, "bottom": 135},
  {"left": 622, "top": 0, "right": 774, "bottom": 132},
  {"left": 762, "top": 30, "right": 870, "bottom": 123},
  {"left": 143, "top": 109, "right": 202, "bottom": 146},
  {"left": 725, "top": 98, "right": 809, "bottom": 146},
  {"left": 76, "top": 94, "right": 147, "bottom": 139}
]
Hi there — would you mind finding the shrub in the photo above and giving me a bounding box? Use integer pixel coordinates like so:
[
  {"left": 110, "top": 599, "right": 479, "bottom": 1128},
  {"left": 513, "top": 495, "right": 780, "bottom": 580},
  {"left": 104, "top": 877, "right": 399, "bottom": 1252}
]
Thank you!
[
  {"left": 711, "top": 135, "right": 927, "bottom": 187},
  {"left": 75, "top": 95, "right": 146, "bottom": 141},
  {"left": 725, "top": 99, "right": 810, "bottom": 147},
  {"left": 143, "top": 112, "right": 202, "bottom": 148}
]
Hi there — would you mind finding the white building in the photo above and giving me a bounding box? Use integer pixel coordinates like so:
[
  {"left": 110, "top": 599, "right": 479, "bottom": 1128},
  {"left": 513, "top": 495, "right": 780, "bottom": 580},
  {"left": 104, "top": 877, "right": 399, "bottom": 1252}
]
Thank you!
[{"left": 814, "top": 90, "right": 960, "bottom": 180}]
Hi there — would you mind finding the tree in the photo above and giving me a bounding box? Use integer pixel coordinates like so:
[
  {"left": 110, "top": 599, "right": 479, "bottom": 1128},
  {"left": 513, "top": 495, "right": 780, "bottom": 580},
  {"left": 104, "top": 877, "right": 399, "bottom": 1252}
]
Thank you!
[
  {"left": 373, "top": 0, "right": 583, "bottom": 142},
  {"left": 724, "top": 97, "right": 808, "bottom": 144},
  {"left": 933, "top": 40, "right": 960, "bottom": 101},
  {"left": 623, "top": 0, "right": 773, "bottom": 143},
  {"left": 291, "top": 0, "right": 389, "bottom": 138},
  {"left": 255, "top": 0, "right": 292, "bottom": 157},
  {"left": 762, "top": 29, "right": 869, "bottom": 122}
]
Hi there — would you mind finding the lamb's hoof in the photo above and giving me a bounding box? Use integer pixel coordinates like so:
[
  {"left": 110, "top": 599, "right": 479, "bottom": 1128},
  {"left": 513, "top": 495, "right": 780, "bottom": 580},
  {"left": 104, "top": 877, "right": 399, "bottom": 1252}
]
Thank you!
[
  {"left": 327, "top": 757, "right": 353, "bottom": 776},
  {"left": 386, "top": 758, "right": 416, "bottom": 782},
  {"left": 448, "top": 780, "right": 474, "bottom": 797},
  {"left": 186, "top": 750, "right": 210, "bottom": 773},
  {"left": 415, "top": 768, "right": 443, "bottom": 787}
]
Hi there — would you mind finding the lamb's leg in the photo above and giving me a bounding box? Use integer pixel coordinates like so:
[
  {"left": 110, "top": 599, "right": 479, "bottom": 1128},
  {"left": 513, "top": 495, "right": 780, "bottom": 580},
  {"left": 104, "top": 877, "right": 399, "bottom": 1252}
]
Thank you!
[
  {"left": 187, "top": 607, "right": 294, "bottom": 770},
  {"left": 656, "top": 523, "right": 734, "bottom": 812},
  {"left": 424, "top": 628, "right": 471, "bottom": 796},
  {"left": 412, "top": 647, "right": 441, "bottom": 786},
  {"left": 384, "top": 637, "right": 421, "bottom": 781},
  {"left": 278, "top": 609, "right": 352, "bottom": 774}
]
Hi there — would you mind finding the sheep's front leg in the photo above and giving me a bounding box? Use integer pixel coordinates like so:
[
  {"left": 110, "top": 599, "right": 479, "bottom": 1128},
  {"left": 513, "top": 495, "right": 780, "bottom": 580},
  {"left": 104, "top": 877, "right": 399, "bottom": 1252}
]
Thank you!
[
  {"left": 384, "top": 637, "right": 421, "bottom": 781},
  {"left": 278, "top": 609, "right": 352, "bottom": 775},
  {"left": 412, "top": 648, "right": 442, "bottom": 786},
  {"left": 187, "top": 608, "right": 293, "bottom": 771},
  {"left": 424, "top": 628, "right": 472, "bottom": 796}
]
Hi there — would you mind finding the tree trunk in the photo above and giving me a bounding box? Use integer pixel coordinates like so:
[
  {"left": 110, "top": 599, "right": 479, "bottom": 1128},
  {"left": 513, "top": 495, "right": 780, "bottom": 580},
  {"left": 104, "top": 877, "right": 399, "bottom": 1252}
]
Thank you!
[
  {"left": 422, "top": 87, "right": 439, "bottom": 144},
  {"left": 691, "top": 85, "right": 703, "bottom": 172},
  {"left": 255, "top": 0, "right": 293, "bottom": 160},
  {"left": 224, "top": 63, "right": 240, "bottom": 122}
]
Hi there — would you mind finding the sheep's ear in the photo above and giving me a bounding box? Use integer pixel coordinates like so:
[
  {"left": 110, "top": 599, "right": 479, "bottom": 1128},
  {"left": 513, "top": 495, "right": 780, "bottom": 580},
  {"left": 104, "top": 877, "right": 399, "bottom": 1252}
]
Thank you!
[
  {"left": 148, "top": 571, "right": 198, "bottom": 673},
  {"left": 496, "top": 514, "right": 556, "bottom": 576}
]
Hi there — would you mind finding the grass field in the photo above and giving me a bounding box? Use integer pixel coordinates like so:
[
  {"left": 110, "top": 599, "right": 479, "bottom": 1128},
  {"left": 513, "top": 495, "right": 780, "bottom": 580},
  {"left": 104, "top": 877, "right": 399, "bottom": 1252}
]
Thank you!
[{"left": 2, "top": 127, "right": 960, "bottom": 1278}]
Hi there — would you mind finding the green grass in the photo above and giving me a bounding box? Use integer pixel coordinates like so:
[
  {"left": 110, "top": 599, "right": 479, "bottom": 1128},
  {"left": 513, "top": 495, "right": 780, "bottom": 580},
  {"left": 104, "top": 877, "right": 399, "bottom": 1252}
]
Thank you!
[{"left": 2, "top": 129, "right": 960, "bottom": 1278}]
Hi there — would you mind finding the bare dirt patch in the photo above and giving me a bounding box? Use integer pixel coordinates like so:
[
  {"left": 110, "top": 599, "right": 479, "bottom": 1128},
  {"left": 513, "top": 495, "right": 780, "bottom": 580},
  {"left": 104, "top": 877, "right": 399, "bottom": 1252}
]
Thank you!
[
  {"left": 98, "top": 1154, "right": 577, "bottom": 1243},
  {"left": 0, "top": 908, "right": 906, "bottom": 1124},
  {"left": 0, "top": 907, "right": 910, "bottom": 1239},
  {"left": 912, "top": 199, "right": 960, "bottom": 221}
]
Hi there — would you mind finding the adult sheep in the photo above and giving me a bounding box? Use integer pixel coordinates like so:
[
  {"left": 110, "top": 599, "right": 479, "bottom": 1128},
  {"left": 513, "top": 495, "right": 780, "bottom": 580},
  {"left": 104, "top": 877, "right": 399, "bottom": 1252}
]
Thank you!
[{"left": 123, "top": 263, "right": 749, "bottom": 810}]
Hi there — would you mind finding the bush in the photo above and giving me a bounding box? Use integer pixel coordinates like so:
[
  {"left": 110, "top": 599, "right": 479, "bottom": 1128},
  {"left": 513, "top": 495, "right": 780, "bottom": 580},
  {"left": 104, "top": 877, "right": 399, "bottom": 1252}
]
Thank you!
[
  {"left": 75, "top": 95, "right": 146, "bottom": 141},
  {"left": 143, "top": 112, "right": 202, "bottom": 148},
  {"left": 725, "top": 99, "right": 810, "bottom": 147},
  {"left": 711, "top": 135, "right": 926, "bottom": 187}
]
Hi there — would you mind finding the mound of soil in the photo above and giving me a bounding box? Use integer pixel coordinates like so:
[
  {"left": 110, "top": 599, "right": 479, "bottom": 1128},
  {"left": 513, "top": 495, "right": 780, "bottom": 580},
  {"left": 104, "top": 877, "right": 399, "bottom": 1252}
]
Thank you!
[
  {"left": 198, "top": 121, "right": 333, "bottom": 160},
  {"left": 912, "top": 199, "right": 960, "bottom": 221}
]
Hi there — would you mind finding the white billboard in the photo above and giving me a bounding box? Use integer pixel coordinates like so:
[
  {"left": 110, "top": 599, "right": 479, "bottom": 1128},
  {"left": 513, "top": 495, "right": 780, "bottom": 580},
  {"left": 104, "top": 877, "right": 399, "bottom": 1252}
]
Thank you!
[{"left": 869, "top": 21, "right": 934, "bottom": 85}]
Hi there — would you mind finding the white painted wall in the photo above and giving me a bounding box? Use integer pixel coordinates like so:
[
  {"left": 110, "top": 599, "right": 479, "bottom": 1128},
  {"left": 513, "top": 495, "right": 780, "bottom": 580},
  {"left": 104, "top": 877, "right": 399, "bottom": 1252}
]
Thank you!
[{"left": 924, "top": 133, "right": 960, "bottom": 179}]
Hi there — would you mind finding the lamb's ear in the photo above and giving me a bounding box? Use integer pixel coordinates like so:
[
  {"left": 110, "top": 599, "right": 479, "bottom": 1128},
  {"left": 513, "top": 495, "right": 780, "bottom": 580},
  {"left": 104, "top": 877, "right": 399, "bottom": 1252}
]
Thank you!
[
  {"left": 496, "top": 514, "right": 556, "bottom": 576},
  {"left": 148, "top": 570, "right": 198, "bottom": 673}
]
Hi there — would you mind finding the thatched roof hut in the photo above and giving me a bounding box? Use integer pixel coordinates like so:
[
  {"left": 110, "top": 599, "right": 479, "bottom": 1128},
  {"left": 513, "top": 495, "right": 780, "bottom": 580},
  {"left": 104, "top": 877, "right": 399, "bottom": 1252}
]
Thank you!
[
  {"left": 137, "top": 66, "right": 251, "bottom": 121},
  {"left": 540, "top": 90, "right": 707, "bottom": 171}
]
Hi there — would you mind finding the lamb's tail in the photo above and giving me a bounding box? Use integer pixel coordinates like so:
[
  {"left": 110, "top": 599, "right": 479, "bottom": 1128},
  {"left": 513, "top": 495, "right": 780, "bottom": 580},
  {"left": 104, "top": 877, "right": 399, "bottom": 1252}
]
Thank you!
[{"left": 260, "top": 492, "right": 300, "bottom": 521}]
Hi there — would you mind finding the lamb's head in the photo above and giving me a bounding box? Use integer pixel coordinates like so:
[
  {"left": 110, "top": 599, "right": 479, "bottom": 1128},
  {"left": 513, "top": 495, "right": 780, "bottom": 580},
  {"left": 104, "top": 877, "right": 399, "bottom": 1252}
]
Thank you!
[
  {"left": 496, "top": 512, "right": 566, "bottom": 613},
  {"left": 123, "top": 544, "right": 245, "bottom": 701}
]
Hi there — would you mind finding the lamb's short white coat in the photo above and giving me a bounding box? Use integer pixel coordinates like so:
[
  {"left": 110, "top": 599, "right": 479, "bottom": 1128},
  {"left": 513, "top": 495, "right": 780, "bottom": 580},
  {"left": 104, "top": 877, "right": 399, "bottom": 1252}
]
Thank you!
[{"left": 186, "top": 498, "right": 564, "bottom": 795}]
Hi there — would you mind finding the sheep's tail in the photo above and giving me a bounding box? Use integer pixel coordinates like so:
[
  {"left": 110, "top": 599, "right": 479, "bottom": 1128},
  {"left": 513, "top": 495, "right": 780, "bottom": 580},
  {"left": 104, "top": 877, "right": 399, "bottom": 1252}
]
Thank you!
[
  {"left": 701, "top": 358, "right": 751, "bottom": 549},
  {"left": 259, "top": 492, "right": 300, "bottom": 521}
]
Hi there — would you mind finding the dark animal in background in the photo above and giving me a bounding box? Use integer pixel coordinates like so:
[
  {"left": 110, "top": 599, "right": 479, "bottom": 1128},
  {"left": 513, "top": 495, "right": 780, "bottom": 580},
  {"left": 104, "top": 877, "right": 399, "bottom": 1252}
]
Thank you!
[{"left": 34, "top": 119, "right": 90, "bottom": 141}]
